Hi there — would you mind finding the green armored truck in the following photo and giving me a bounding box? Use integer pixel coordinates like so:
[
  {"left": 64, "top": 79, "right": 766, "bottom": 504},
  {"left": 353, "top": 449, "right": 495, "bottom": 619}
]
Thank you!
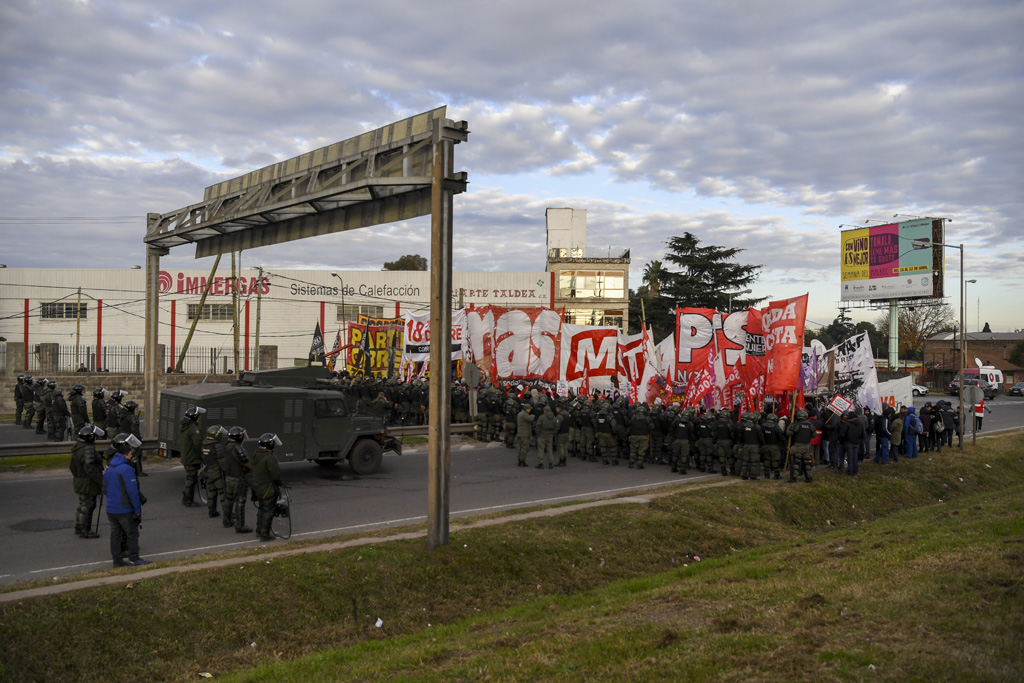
[{"left": 157, "top": 367, "right": 400, "bottom": 474}]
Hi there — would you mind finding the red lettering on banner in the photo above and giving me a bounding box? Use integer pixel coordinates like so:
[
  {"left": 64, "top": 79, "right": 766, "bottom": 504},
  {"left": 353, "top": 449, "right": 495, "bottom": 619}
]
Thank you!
[{"left": 565, "top": 329, "right": 618, "bottom": 381}]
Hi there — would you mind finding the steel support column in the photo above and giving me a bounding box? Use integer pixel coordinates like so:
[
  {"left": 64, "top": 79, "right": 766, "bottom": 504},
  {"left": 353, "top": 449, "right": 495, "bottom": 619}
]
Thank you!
[
  {"left": 427, "top": 120, "right": 455, "bottom": 549},
  {"left": 144, "top": 215, "right": 169, "bottom": 440}
]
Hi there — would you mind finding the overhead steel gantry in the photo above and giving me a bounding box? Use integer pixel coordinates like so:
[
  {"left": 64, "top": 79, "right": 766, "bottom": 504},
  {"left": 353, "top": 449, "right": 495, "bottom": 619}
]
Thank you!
[{"left": 142, "top": 106, "right": 469, "bottom": 547}]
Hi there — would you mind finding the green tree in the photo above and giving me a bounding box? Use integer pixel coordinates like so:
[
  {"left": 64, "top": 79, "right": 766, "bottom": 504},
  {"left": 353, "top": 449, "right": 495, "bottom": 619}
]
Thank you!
[
  {"left": 660, "top": 233, "right": 763, "bottom": 311},
  {"left": 1009, "top": 341, "right": 1024, "bottom": 368},
  {"left": 641, "top": 260, "right": 667, "bottom": 298},
  {"left": 874, "top": 303, "right": 956, "bottom": 360},
  {"left": 383, "top": 254, "right": 428, "bottom": 271}
]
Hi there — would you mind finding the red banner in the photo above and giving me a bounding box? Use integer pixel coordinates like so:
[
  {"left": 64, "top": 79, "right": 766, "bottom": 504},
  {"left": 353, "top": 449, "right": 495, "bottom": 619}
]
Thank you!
[
  {"left": 763, "top": 294, "right": 808, "bottom": 394},
  {"left": 675, "top": 308, "right": 718, "bottom": 389}
]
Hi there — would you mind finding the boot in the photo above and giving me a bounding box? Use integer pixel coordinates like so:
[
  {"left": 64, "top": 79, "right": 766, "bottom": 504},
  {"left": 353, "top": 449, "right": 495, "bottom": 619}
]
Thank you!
[
  {"left": 557, "top": 458, "right": 566, "bottom": 467},
  {"left": 535, "top": 463, "right": 544, "bottom": 469},
  {"left": 637, "top": 463, "right": 645, "bottom": 470},
  {"left": 182, "top": 497, "right": 201, "bottom": 508},
  {"left": 774, "top": 472, "right": 781, "bottom": 480}
]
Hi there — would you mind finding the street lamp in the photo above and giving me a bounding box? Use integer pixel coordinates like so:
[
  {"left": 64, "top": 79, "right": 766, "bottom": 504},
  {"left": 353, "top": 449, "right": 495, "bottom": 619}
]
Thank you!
[
  {"left": 726, "top": 288, "right": 752, "bottom": 313},
  {"left": 916, "top": 236, "right": 966, "bottom": 450},
  {"left": 964, "top": 279, "right": 977, "bottom": 443}
]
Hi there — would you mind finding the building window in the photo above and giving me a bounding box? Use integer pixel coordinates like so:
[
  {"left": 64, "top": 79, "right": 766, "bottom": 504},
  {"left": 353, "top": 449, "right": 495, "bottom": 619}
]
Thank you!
[
  {"left": 337, "top": 304, "right": 384, "bottom": 324},
  {"left": 187, "top": 303, "right": 234, "bottom": 321},
  {"left": 564, "top": 308, "right": 624, "bottom": 329},
  {"left": 41, "top": 302, "right": 87, "bottom": 319},
  {"left": 557, "top": 270, "right": 625, "bottom": 299}
]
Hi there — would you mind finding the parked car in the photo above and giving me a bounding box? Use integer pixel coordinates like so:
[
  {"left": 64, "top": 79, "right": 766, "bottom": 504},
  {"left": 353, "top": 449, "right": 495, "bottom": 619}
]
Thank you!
[
  {"left": 961, "top": 379, "right": 997, "bottom": 401},
  {"left": 912, "top": 384, "right": 929, "bottom": 396},
  {"left": 1009, "top": 381, "right": 1024, "bottom": 397}
]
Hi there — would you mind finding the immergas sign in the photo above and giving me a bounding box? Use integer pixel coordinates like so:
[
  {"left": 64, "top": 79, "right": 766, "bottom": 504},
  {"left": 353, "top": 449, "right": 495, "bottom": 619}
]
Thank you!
[
  {"left": 839, "top": 218, "right": 940, "bottom": 302},
  {"left": 158, "top": 271, "right": 270, "bottom": 296}
]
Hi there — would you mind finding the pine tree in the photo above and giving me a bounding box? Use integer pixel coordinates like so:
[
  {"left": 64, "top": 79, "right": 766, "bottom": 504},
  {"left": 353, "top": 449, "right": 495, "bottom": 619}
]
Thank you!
[{"left": 660, "top": 233, "right": 762, "bottom": 311}]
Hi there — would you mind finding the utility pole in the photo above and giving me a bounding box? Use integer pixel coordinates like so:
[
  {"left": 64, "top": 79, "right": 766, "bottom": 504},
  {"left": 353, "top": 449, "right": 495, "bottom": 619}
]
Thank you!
[
  {"left": 75, "top": 286, "right": 82, "bottom": 367},
  {"left": 254, "top": 266, "right": 263, "bottom": 371}
]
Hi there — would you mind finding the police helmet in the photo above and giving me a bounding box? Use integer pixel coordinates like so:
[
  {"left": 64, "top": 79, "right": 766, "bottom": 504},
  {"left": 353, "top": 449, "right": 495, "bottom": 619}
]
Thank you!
[
  {"left": 77, "top": 424, "right": 105, "bottom": 442},
  {"left": 796, "top": 410, "right": 809, "bottom": 421},
  {"left": 184, "top": 406, "right": 207, "bottom": 421},
  {"left": 24, "top": 375, "right": 34, "bottom": 384},
  {"left": 36, "top": 377, "right": 47, "bottom": 386},
  {"left": 257, "top": 432, "right": 282, "bottom": 449},
  {"left": 71, "top": 383, "right": 85, "bottom": 395},
  {"left": 17, "top": 374, "right": 25, "bottom": 384},
  {"left": 92, "top": 387, "right": 106, "bottom": 398},
  {"left": 124, "top": 400, "right": 138, "bottom": 413},
  {"left": 111, "top": 390, "right": 126, "bottom": 403},
  {"left": 112, "top": 432, "right": 142, "bottom": 454},
  {"left": 47, "top": 380, "right": 57, "bottom": 390},
  {"left": 54, "top": 385, "right": 64, "bottom": 396},
  {"left": 227, "top": 426, "right": 247, "bottom": 442},
  {"left": 206, "top": 425, "right": 227, "bottom": 440},
  {"left": 767, "top": 413, "right": 778, "bottom": 423}
]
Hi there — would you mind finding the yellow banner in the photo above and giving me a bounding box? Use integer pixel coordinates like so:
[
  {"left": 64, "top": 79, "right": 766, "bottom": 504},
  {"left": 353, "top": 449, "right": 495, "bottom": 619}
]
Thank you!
[{"left": 840, "top": 228, "right": 870, "bottom": 281}]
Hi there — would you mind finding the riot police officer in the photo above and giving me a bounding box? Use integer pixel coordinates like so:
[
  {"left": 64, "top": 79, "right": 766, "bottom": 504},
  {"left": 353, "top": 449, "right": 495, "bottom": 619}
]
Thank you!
[
  {"left": 760, "top": 414, "right": 785, "bottom": 479},
  {"left": 71, "top": 424, "right": 106, "bottom": 538},
  {"left": 252, "top": 433, "right": 285, "bottom": 542},
  {"left": 179, "top": 406, "right": 206, "bottom": 507},
  {"left": 21, "top": 376, "right": 36, "bottom": 429},
  {"left": 121, "top": 401, "right": 144, "bottom": 476},
  {"left": 91, "top": 388, "right": 108, "bottom": 436},
  {"left": 33, "top": 377, "right": 49, "bottom": 434},
  {"left": 14, "top": 375, "right": 27, "bottom": 425},
  {"left": 223, "top": 427, "right": 253, "bottom": 533},
  {"left": 49, "top": 385, "right": 70, "bottom": 441},
  {"left": 786, "top": 410, "right": 816, "bottom": 483},
  {"left": 69, "top": 384, "right": 90, "bottom": 433},
  {"left": 105, "top": 390, "right": 127, "bottom": 441},
  {"left": 201, "top": 425, "right": 228, "bottom": 518},
  {"left": 669, "top": 407, "right": 695, "bottom": 474}
]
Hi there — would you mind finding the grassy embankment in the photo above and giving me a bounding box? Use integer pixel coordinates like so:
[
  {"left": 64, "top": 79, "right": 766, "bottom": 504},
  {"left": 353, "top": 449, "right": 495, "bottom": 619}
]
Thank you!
[{"left": 2, "top": 433, "right": 1022, "bottom": 682}]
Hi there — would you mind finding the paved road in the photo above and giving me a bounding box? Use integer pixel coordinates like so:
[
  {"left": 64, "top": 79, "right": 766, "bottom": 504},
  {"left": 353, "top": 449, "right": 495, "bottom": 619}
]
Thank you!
[{"left": 1, "top": 395, "right": 1021, "bottom": 587}]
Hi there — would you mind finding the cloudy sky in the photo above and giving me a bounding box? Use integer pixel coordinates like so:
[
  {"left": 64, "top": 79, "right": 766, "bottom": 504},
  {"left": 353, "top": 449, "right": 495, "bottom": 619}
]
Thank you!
[{"left": 2, "top": 0, "right": 1022, "bottom": 333}]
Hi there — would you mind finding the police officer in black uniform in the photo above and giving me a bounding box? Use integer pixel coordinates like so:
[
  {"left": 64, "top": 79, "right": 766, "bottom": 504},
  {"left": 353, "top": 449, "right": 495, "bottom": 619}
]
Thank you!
[
  {"left": 91, "top": 388, "right": 108, "bottom": 437},
  {"left": 69, "top": 384, "right": 90, "bottom": 434},
  {"left": 49, "top": 384, "right": 70, "bottom": 441},
  {"left": 14, "top": 375, "right": 28, "bottom": 425},
  {"left": 223, "top": 426, "right": 253, "bottom": 533},
  {"left": 71, "top": 424, "right": 106, "bottom": 538}
]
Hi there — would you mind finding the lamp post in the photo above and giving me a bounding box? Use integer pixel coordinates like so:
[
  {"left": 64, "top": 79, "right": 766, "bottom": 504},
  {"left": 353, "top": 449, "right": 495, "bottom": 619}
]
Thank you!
[
  {"left": 919, "top": 238, "right": 966, "bottom": 450},
  {"left": 964, "top": 278, "right": 977, "bottom": 443},
  {"left": 726, "top": 288, "right": 752, "bottom": 314}
]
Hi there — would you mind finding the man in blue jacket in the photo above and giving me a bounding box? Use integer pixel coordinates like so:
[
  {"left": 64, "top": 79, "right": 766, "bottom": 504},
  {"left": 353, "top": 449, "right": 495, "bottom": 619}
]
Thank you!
[{"left": 102, "top": 433, "right": 150, "bottom": 567}]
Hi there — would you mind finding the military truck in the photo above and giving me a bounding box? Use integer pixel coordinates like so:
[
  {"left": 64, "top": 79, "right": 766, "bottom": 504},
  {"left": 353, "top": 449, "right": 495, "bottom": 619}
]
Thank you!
[{"left": 157, "top": 366, "right": 400, "bottom": 474}]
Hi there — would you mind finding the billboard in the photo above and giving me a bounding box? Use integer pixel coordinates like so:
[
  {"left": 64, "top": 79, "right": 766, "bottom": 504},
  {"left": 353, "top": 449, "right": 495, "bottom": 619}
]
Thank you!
[{"left": 840, "top": 218, "right": 942, "bottom": 301}]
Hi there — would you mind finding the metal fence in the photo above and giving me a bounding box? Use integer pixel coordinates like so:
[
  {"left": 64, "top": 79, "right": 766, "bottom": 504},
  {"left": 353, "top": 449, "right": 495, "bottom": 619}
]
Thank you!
[{"left": 1, "top": 341, "right": 255, "bottom": 374}]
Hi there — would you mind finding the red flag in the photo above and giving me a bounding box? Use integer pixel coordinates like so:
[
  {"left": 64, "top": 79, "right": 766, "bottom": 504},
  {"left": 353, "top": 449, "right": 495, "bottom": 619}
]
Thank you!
[
  {"left": 763, "top": 294, "right": 808, "bottom": 394},
  {"left": 675, "top": 308, "right": 718, "bottom": 392},
  {"left": 580, "top": 355, "right": 591, "bottom": 397}
]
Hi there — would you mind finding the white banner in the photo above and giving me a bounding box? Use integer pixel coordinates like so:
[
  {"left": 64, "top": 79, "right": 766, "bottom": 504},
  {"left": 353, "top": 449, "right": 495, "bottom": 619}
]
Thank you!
[
  {"left": 403, "top": 309, "right": 466, "bottom": 362},
  {"left": 877, "top": 376, "right": 914, "bottom": 411}
]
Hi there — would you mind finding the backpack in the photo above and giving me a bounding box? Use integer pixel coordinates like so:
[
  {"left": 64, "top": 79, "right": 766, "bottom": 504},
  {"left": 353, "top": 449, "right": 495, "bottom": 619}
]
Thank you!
[{"left": 910, "top": 415, "right": 923, "bottom": 435}]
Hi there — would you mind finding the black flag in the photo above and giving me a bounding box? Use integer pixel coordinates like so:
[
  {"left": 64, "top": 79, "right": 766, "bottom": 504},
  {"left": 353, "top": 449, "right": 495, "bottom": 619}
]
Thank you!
[{"left": 308, "top": 321, "right": 325, "bottom": 365}]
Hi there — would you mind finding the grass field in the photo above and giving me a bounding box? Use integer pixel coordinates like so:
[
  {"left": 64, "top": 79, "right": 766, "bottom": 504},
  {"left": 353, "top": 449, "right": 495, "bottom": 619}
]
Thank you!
[{"left": 2, "top": 433, "right": 1022, "bottom": 682}]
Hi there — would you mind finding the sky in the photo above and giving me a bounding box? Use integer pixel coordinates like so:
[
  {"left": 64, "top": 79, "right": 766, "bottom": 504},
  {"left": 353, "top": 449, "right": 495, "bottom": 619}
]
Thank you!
[{"left": 2, "top": 0, "right": 1022, "bottom": 334}]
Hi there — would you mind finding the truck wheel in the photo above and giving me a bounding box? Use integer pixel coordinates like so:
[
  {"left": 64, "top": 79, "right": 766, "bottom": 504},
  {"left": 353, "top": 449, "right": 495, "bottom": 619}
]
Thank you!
[{"left": 349, "top": 440, "right": 383, "bottom": 475}]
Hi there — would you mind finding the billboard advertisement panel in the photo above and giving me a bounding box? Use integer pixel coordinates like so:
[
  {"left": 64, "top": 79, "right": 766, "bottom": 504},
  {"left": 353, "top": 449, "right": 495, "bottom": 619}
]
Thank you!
[{"left": 840, "top": 218, "right": 939, "bottom": 301}]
